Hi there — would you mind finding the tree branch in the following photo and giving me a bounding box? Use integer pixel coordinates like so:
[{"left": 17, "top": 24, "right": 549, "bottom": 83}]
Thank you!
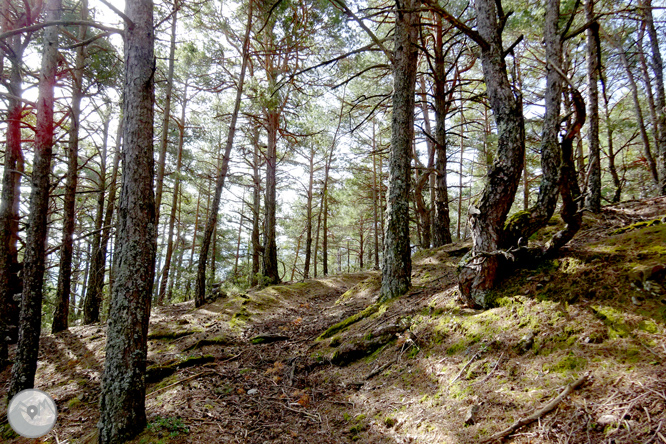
[
  {"left": 0, "top": 20, "right": 121, "bottom": 40},
  {"left": 420, "top": 0, "right": 489, "bottom": 50},
  {"left": 98, "top": 0, "right": 134, "bottom": 28}
]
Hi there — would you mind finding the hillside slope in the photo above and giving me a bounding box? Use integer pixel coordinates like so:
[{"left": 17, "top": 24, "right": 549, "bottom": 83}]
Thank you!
[{"left": 2, "top": 197, "right": 666, "bottom": 444}]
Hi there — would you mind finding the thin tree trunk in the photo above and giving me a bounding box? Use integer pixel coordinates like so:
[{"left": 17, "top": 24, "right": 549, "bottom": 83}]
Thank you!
[
  {"left": 53, "top": 2, "right": 88, "bottom": 333},
  {"left": 603, "top": 88, "right": 622, "bottom": 203},
  {"left": 154, "top": 4, "right": 179, "bottom": 219},
  {"left": 195, "top": 3, "right": 252, "bottom": 306},
  {"left": 380, "top": 0, "right": 419, "bottom": 302},
  {"left": 611, "top": 34, "right": 659, "bottom": 186},
  {"left": 250, "top": 127, "right": 261, "bottom": 286},
  {"left": 84, "top": 118, "right": 122, "bottom": 324},
  {"left": 372, "top": 123, "right": 380, "bottom": 269},
  {"left": 9, "top": 0, "right": 61, "bottom": 397},
  {"left": 158, "top": 82, "right": 188, "bottom": 305},
  {"left": 584, "top": 0, "right": 601, "bottom": 212},
  {"left": 303, "top": 148, "right": 315, "bottom": 279},
  {"left": 641, "top": 0, "right": 666, "bottom": 193},
  {"left": 98, "top": 0, "right": 156, "bottom": 440}
]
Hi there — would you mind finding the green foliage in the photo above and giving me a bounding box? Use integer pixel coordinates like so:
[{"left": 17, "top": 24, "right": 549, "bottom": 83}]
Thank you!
[{"left": 146, "top": 415, "right": 190, "bottom": 438}]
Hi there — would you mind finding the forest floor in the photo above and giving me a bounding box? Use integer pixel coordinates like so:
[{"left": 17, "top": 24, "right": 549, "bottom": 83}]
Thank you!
[{"left": 2, "top": 197, "right": 666, "bottom": 444}]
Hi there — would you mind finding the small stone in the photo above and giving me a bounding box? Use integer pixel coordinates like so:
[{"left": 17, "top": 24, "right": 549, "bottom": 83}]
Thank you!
[
  {"left": 247, "top": 388, "right": 258, "bottom": 395},
  {"left": 597, "top": 414, "right": 619, "bottom": 427},
  {"left": 464, "top": 404, "right": 480, "bottom": 425}
]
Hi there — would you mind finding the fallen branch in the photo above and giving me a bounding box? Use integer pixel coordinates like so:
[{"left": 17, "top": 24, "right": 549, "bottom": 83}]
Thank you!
[
  {"left": 366, "top": 358, "right": 397, "bottom": 380},
  {"left": 146, "top": 370, "right": 213, "bottom": 398},
  {"left": 481, "top": 373, "right": 589, "bottom": 443}
]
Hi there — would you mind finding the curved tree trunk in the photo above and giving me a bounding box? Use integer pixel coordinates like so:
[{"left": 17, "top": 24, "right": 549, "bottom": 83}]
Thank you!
[
  {"left": 9, "top": 0, "right": 61, "bottom": 398},
  {"left": 380, "top": 0, "right": 419, "bottom": 302},
  {"left": 456, "top": 0, "right": 526, "bottom": 307}
]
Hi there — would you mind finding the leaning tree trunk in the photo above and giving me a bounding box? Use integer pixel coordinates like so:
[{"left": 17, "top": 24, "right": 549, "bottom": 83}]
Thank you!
[
  {"left": 379, "top": 0, "right": 419, "bottom": 302},
  {"left": 455, "top": 0, "right": 526, "bottom": 308},
  {"left": 53, "top": 1, "right": 88, "bottom": 333},
  {"left": 195, "top": 3, "right": 252, "bottom": 306},
  {"left": 8, "top": 0, "right": 61, "bottom": 398},
  {"left": 98, "top": 0, "right": 156, "bottom": 441}
]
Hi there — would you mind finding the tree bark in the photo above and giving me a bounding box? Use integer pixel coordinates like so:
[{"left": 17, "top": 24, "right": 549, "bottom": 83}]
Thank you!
[
  {"left": 250, "top": 126, "right": 261, "bottom": 286},
  {"left": 98, "top": 0, "right": 156, "bottom": 441},
  {"left": 195, "top": 2, "right": 252, "bottom": 306},
  {"left": 8, "top": 0, "right": 61, "bottom": 398},
  {"left": 303, "top": 148, "right": 315, "bottom": 279},
  {"left": 379, "top": 0, "right": 419, "bottom": 302},
  {"left": 53, "top": 0, "right": 88, "bottom": 333}
]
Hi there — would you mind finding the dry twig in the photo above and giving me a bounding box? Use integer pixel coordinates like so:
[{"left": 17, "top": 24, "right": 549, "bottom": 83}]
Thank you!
[{"left": 481, "top": 374, "right": 589, "bottom": 443}]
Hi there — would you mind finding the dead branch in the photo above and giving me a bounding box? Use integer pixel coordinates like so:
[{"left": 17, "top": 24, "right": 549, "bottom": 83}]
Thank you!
[
  {"left": 146, "top": 370, "right": 214, "bottom": 398},
  {"left": 482, "top": 373, "right": 589, "bottom": 443}
]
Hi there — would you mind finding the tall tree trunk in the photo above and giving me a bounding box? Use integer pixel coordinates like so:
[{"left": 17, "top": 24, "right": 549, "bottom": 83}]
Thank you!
[
  {"left": 584, "top": 0, "right": 601, "bottom": 211},
  {"left": 380, "top": 0, "right": 419, "bottom": 302},
  {"left": 603, "top": 89, "right": 622, "bottom": 203},
  {"left": 84, "top": 118, "right": 121, "bottom": 324},
  {"left": 642, "top": 0, "right": 666, "bottom": 194},
  {"left": 158, "top": 82, "right": 188, "bottom": 305},
  {"left": 195, "top": 3, "right": 252, "bottom": 306},
  {"left": 8, "top": 0, "right": 61, "bottom": 397},
  {"left": 454, "top": 0, "right": 526, "bottom": 307},
  {"left": 432, "top": 14, "right": 453, "bottom": 246},
  {"left": 154, "top": 4, "right": 179, "bottom": 219},
  {"left": 98, "top": 0, "right": 156, "bottom": 441},
  {"left": 0, "top": 22, "right": 26, "bottom": 367},
  {"left": 53, "top": 1, "right": 88, "bottom": 333},
  {"left": 372, "top": 123, "right": 380, "bottom": 269}
]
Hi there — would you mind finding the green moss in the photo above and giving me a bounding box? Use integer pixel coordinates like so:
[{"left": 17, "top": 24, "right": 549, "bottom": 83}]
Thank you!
[
  {"left": 638, "top": 320, "right": 658, "bottom": 334},
  {"left": 68, "top": 396, "right": 81, "bottom": 409},
  {"left": 547, "top": 354, "right": 587, "bottom": 373},
  {"left": 148, "top": 328, "right": 196, "bottom": 340},
  {"left": 611, "top": 218, "right": 663, "bottom": 235},
  {"left": 317, "top": 303, "right": 382, "bottom": 340},
  {"left": 504, "top": 210, "right": 532, "bottom": 233},
  {"left": 591, "top": 305, "right": 633, "bottom": 338}
]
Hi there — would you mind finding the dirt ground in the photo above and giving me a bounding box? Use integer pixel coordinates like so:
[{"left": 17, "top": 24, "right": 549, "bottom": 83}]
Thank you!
[{"left": 1, "top": 198, "right": 666, "bottom": 444}]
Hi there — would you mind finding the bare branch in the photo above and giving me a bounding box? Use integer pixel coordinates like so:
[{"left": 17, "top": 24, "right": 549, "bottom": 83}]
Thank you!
[
  {"left": 98, "top": 0, "right": 134, "bottom": 28},
  {"left": 0, "top": 20, "right": 121, "bottom": 40},
  {"left": 420, "top": 0, "right": 489, "bottom": 50}
]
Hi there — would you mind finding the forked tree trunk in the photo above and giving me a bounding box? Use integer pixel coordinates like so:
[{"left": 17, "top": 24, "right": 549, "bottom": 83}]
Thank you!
[
  {"left": 9, "top": 0, "right": 61, "bottom": 398},
  {"left": 98, "top": 0, "right": 156, "bottom": 441},
  {"left": 380, "top": 0, "right": 419, "bottom": 302}
]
